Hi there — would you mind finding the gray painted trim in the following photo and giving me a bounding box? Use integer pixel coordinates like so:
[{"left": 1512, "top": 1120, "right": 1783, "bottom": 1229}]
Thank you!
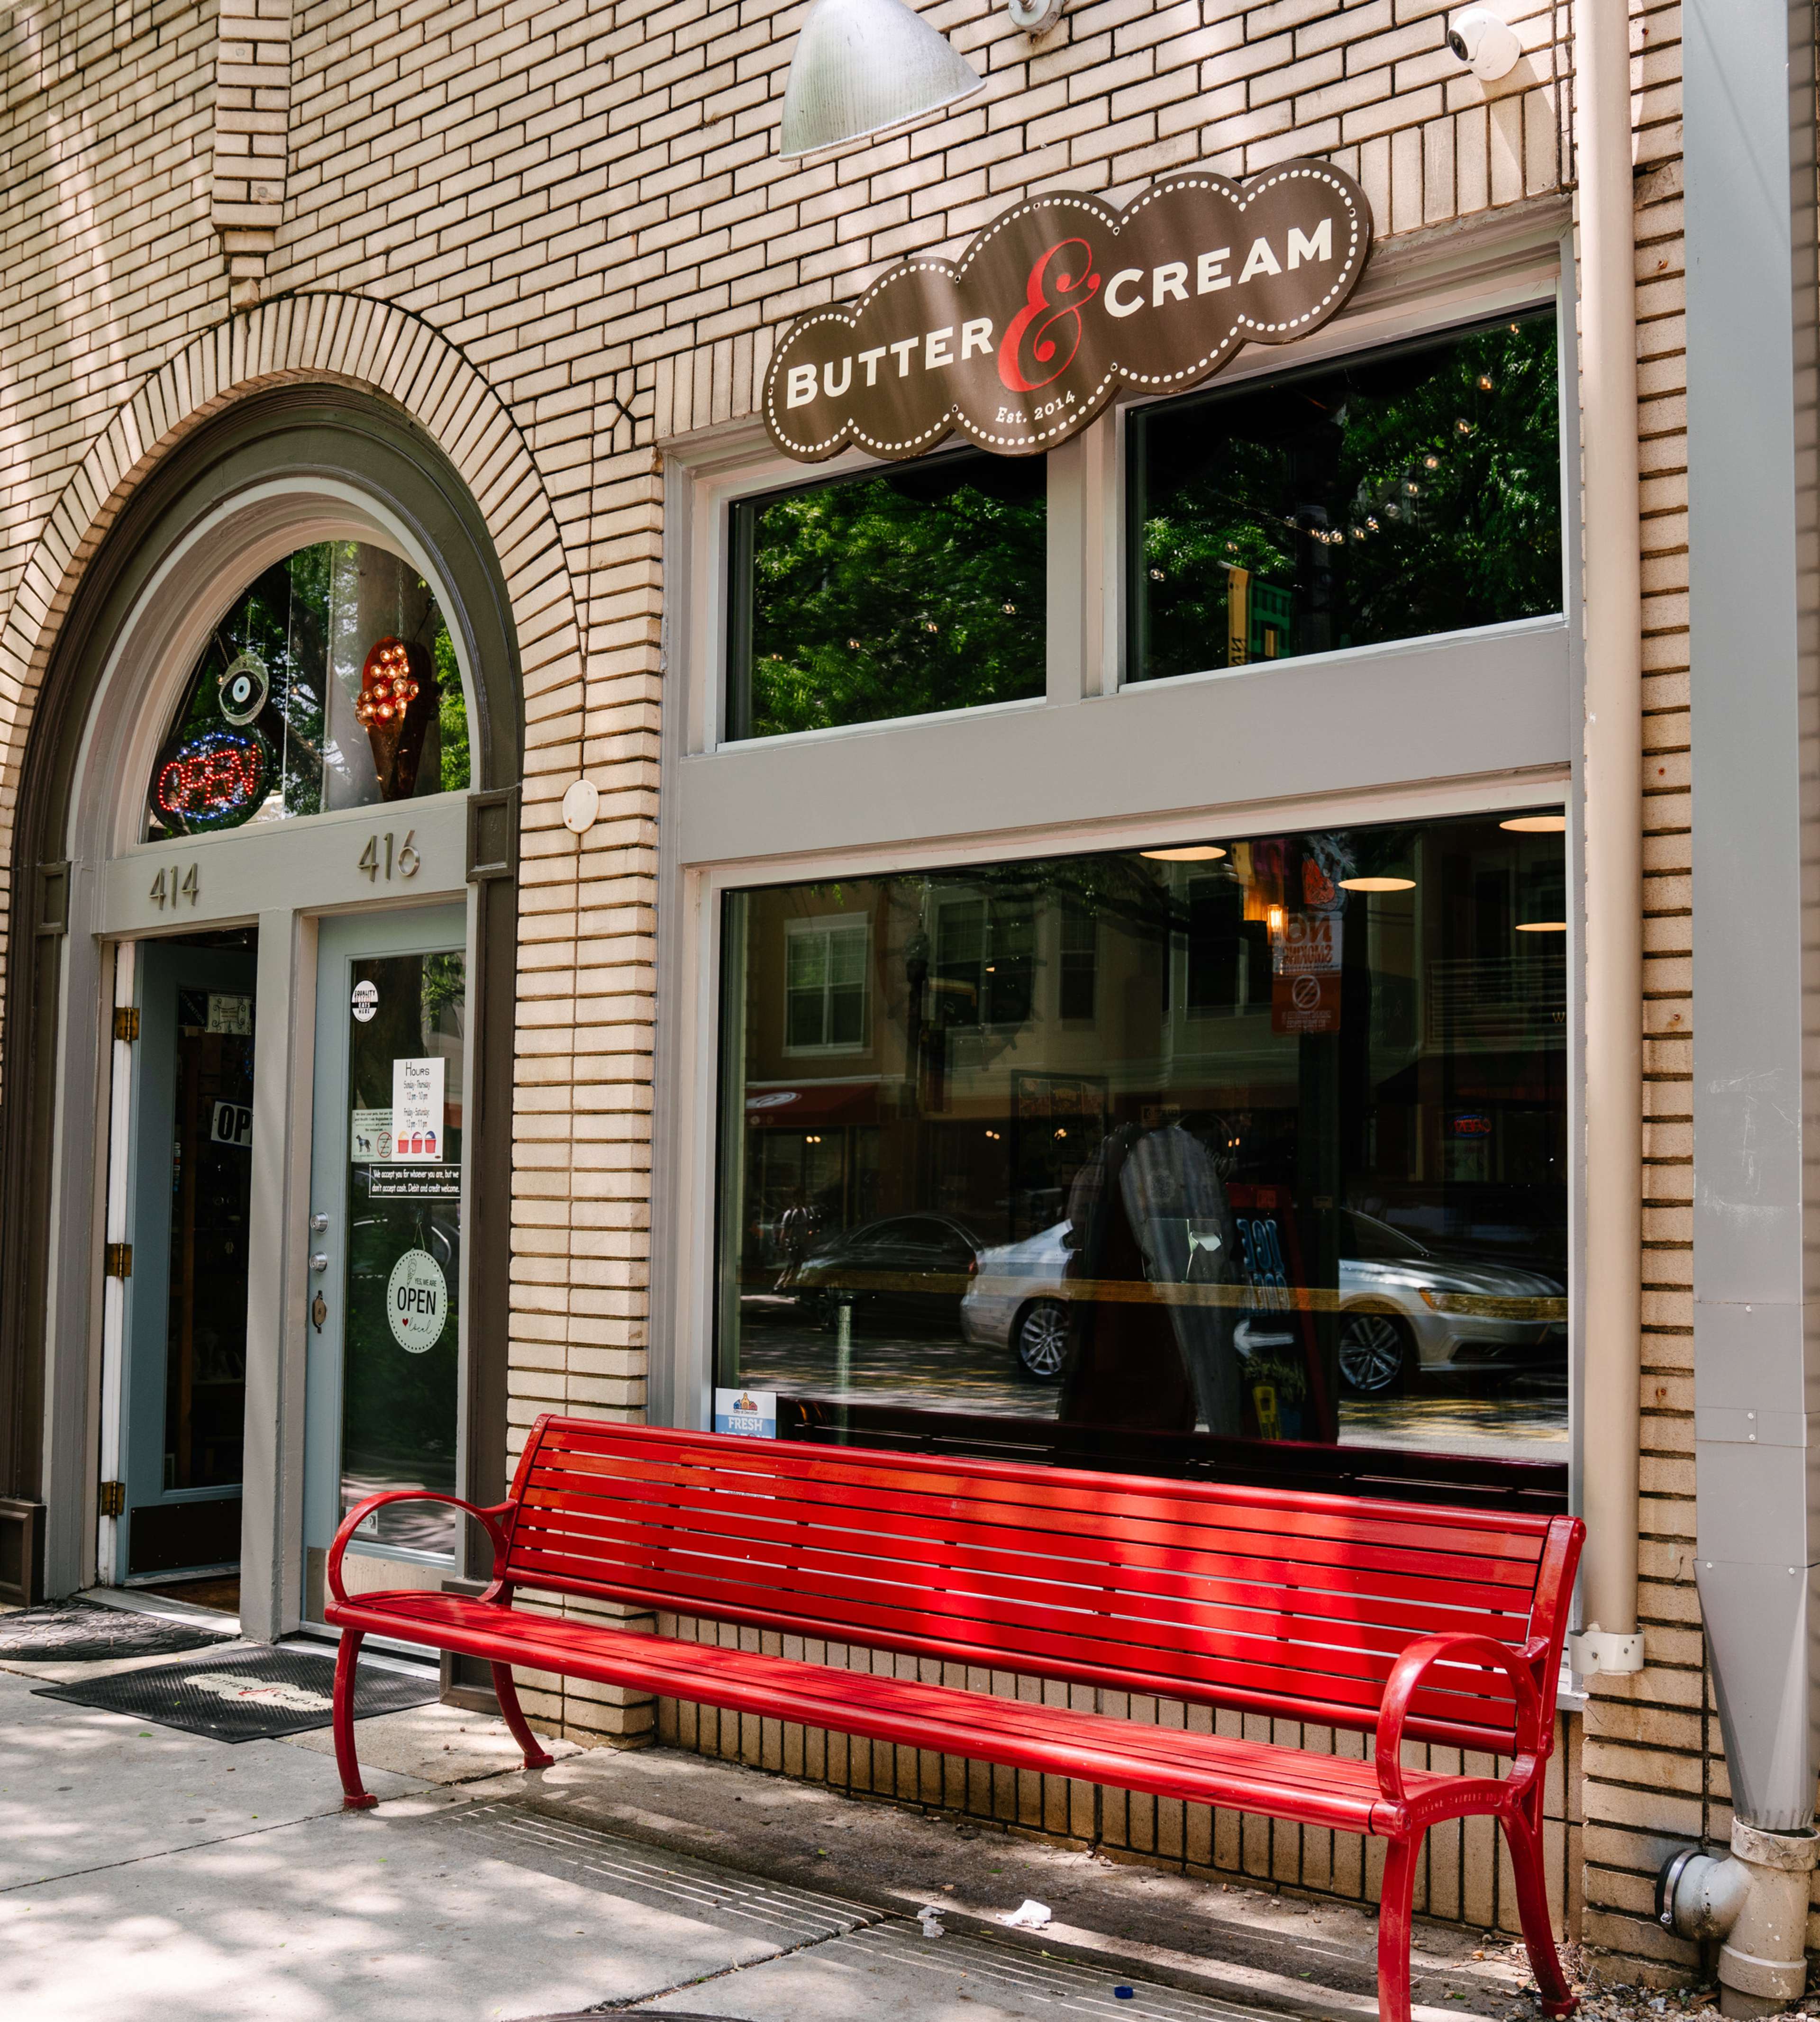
[
  {"left": 1685, "top": 0, "right": 1820, "bottom": 1827},
  {"left": 674, "top": 618, "right": 1569, "bottom": 871}
]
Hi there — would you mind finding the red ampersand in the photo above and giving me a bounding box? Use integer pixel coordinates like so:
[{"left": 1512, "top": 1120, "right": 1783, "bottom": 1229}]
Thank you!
[{"left": 997, "top": 237, "right": 1100, "bottom": 394}]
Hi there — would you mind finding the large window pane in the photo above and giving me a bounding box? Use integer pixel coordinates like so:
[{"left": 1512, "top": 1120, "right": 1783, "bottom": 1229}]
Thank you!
[
  {"left": 1128, "top": 312, "right": 1562, "bottom": 682},
  {"left": 728, "top": 449, "right": 1046, "bottom": 740},
  {"left": 717, "top": 810, "right": 1568, "bottom": 1491}
]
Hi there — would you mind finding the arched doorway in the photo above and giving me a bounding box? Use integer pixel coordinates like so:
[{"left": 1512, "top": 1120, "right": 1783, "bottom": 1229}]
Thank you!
[{"left": 0, "top": 389, "right": 523, "bottom": 1637}]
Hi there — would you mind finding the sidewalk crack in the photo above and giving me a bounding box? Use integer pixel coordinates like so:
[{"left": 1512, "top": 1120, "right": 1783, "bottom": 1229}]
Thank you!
[{"left": 587, "top": 1912, "right": 891, "bottom": 2012}]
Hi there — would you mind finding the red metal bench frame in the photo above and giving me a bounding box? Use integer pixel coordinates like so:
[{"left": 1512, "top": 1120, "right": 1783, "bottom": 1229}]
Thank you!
[{"left": 327, "top": 1417, "right": 1583, "bottom": 2022}]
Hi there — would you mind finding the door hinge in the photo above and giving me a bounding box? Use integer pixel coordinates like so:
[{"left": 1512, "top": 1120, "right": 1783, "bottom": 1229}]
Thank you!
[
  {"left": 104, "top": 1242, "right": 132, "bottom": 1279},
  {"left": 98, "top": 1480, "right": 125, "bottom": 1519},
  {"left": 112, "top": 1006, "right": 139, "bottom": 1043}
]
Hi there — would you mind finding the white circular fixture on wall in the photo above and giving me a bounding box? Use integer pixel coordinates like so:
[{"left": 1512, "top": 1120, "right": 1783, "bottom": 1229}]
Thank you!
[
  {"left": 1446, "top": 8, "right": 1521, "bottom": 81},
  {"left": 562, "top": 779, "right": 601, "bottom": 834},
  {"left": 1006, "top": 0, "right": 1067, "bottom": 32}
]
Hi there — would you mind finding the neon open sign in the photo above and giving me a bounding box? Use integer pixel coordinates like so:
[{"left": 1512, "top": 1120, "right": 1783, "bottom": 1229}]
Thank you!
[{"left": 151, "top": 729, "right": 270, "bottom": 834}]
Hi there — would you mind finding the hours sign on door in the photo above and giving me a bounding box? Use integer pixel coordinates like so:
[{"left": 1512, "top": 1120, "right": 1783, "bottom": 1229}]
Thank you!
[{"left": 391, "top": 1056, "right": 445, "bottom": 1161}]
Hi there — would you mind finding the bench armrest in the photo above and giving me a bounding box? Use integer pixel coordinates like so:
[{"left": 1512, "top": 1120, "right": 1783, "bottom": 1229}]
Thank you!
[
  {"left": 327, "top": 1491, "right": 516, "bottom": 1609},
  {"left": 1375, "top": 1633, "right": 1545, "bottom": 1805}
]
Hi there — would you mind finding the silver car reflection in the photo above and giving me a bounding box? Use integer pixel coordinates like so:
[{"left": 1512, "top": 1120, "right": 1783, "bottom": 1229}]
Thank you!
[{"left": 958, "top": 1209, "right": 1565, "bottom": 1394}]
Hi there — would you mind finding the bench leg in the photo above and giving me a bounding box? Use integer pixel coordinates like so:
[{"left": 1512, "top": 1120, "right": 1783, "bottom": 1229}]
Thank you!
[
  {"left": 1503, "top": 1789, "right": 1576, "bottom": 2018},
  {"left": 491, "top": 1662, "right": 555, "bottom": 1771},
  {"left": 334, "top": 1631, "right": 378, "bottom": 1812},
  {"left": 1376, "top": 1834, "right": 1419, "bottom": 2022}
]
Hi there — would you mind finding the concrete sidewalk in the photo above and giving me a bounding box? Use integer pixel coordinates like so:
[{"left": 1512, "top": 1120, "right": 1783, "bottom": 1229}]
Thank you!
[{"left": 0, "top": 1636, "right": 1548, "bottom": 2022}]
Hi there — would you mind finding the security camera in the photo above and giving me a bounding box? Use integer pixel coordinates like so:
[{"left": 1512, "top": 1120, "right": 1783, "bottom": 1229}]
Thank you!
[{"left": 1447, "top": 8, "right": 1522, "bottom": 81}]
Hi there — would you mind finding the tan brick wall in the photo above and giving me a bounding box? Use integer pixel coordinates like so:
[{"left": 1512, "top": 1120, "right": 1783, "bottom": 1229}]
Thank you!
[
  {"left": 1572, "top": 0, "right": 1710, "bottom": 1988},
  {"left": 0, "top": 0, "right": 1699, "bottom": 1971}
]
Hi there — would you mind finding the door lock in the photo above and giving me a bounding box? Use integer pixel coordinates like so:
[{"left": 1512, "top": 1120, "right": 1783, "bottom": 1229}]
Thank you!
[
  {"left": 310, "top": 1213, "right": 329, "bottom": 1232},
  {"left": 309, "top": 1252, "right": 329, "bottom": 1272}
]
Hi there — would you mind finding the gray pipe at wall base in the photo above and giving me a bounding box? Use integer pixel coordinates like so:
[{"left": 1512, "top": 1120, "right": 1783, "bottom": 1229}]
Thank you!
[
  {"left": 1682, "top": 0, "right": 1820, "bottom": 2005},
  {"left": 1568, "top": 0, "right": 1645, "bottom": 1683}
]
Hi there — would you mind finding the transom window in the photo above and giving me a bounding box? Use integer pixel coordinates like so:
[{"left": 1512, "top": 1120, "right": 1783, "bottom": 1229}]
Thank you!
[
  {"left": 1127, "top": 310, "right": 1562, "bottom": 681},
  {"left": 146, "top": 542, "right": 469, "bottom": 839},
  {"left": 727, "top": 448, "right": 1046, "bottom": 742}
]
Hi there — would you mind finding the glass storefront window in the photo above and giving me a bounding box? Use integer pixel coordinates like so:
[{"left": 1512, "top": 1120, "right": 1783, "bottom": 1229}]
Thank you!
[
  {"left": 727, "top": 448, "right": 1046, "bottom": 741},
  {"left": 145, "top": 542, "right": 470, "bottom": 839},
  {"left": 717, "top": 809, "right": 1568, "bottom": 1482},
  {"left": 1128, "top": 312, "right": 1562, "bottom": 682}
]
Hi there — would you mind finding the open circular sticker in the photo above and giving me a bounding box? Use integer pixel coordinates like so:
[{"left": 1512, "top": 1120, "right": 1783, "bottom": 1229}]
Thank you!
[
  {"left": 351, "top": 979, "right": 378, "bottom": 1023},
  {"left": 388, "top": 1248, "right": 448, "bottom": 1353}
]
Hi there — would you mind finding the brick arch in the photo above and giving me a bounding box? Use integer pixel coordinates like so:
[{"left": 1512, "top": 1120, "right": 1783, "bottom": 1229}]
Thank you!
[{"left": 0, "top": 292, "right": 580, "bottom": 796}]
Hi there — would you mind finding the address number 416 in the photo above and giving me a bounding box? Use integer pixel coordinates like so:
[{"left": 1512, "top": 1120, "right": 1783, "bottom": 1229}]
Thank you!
[{"left": 358, "top": 830, "right": 420, "bottom": 882}]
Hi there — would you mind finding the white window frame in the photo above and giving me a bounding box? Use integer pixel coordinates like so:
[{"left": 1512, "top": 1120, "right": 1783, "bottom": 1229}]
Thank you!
[
  {"left": 651, "top": 202, "right": 1584, "bottom": 1459},
  {"left": 782, "top": 911, "right": 871, "bottom": 1056}
]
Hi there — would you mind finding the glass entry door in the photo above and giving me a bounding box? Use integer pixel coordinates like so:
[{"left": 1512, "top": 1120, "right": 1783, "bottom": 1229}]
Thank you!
[
  {"left": 303, "top": 904, "right": 467, "bottom": 1618},
  {"left": 120, "top": 940, "right": 258, "bottom": 1577}
]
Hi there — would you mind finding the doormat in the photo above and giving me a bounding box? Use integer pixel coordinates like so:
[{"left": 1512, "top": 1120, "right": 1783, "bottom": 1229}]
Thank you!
[
  {"left": 32, "top": 1641, "right": 438, "bottom": 1741},
  {"left": 0, "top": 1598, "right": 236, "bottom": 1662}
]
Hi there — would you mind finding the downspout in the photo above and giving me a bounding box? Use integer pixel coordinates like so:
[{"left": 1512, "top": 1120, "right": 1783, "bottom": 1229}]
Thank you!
[
  {"left": 1568, "top": 0, "right": 1646, "bottom": 1681},
  {"left": 1660, "top": 0, "right": 1820, "bottom": 2010}
]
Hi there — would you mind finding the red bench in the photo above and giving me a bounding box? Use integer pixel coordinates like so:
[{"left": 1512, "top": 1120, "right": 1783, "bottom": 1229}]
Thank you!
[{"left": 327, "top": 1416, "right": 1582, "bottom": 2022}]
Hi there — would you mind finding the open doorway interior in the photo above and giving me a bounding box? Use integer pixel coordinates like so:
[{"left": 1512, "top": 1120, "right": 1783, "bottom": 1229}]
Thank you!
[{"left": 111, "top": 927, "right": 259, "bottom": 1614}]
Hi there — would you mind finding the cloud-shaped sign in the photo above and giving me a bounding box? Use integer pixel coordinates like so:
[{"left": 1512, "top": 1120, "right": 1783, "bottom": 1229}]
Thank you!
[{"left": 762, "top": 160, "right": 1372, "bottom": 463}]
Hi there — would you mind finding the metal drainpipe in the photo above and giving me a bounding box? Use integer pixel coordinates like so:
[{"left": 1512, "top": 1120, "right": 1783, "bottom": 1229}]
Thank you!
[
  {"left": 1567, "top": 0, "right": 1646, "bottom": 1682},
  {"left": 1664, "top": 0, "right": 1820, "bottom": 2009}
]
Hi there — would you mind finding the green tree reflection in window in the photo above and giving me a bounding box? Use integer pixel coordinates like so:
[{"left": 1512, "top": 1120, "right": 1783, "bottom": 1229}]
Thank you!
[
  {"left": 1130, "top": 313, "right": 1562, "bottom": 681},
  {"left": 730, "top": 450, "right": 1046, "bottom": 740}
]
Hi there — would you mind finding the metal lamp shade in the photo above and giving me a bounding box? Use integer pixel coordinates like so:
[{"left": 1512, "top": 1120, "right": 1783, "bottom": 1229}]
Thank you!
[{"left": 779, "top": 0, "right": 985, "bottom": 158}]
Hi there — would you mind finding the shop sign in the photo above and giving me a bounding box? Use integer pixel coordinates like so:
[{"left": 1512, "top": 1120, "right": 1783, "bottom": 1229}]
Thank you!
[
  {"left": 714, "top": 1387, "right": 778, "bottom": 1438},
  {"left": 763, "top": 159, "right": 1371, "bottom": 463},
  {"left": 391, "top": 1056, "right": 445, "bottom": 1161},
  {"left": 368, "top": 1165, "right": 461, "bottom": 1199},
  {"left": 1272, "top": 912, "right": 1342, "bottom": 1035},
  {"left": 351, "top": 1106, "right": 392, "bottom": 1161},
  {"left": 388, "top": 1247, "right": 448, "bottom": 1353},
  {"left": 207, "top": 993, "right": 254, "bottom": 1035},
  {"left": 209, "top": 1100, "right": 254, "bottom": 1149},
  {"left": 150, "top": 726, "right": 272, "bottom": 833}
]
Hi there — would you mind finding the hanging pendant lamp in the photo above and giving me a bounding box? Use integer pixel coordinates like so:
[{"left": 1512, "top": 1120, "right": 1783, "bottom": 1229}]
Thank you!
[{"left": 779, "top": 0, "right": 985, "bottom": 159}]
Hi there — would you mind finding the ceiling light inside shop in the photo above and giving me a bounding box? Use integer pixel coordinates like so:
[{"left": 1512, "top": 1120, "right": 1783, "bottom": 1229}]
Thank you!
[
  {"left": 778, "top": 0, "right": 985, "bottom": 158},
  {"left": 1339, "top": 875, "right": 1416, "bottom": 892},
  {"left": 1516, "top": 920, "right": 1567, "bottom": 932},
  {"left": 1141, "top": 844, "right": 1227, "bottom": 861},
  {"left": 1501, "top": 813, "right": 1567, "bottom": 833}
]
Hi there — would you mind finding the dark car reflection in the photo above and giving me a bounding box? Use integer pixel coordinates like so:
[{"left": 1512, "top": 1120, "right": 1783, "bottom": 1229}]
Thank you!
[{"left": 775, "top": 1213, "right": 987, "bottom": 1335}]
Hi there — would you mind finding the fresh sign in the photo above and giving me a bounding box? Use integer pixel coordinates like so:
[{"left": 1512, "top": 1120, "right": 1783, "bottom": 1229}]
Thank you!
[{"left": 763, "top": 161, "right": 1370, "bottom": 463}]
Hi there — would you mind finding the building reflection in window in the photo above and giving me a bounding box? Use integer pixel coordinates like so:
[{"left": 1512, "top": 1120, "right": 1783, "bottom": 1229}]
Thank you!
[{"left": 716, "top": 811, "right": 1569, "bottom": 1482}]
